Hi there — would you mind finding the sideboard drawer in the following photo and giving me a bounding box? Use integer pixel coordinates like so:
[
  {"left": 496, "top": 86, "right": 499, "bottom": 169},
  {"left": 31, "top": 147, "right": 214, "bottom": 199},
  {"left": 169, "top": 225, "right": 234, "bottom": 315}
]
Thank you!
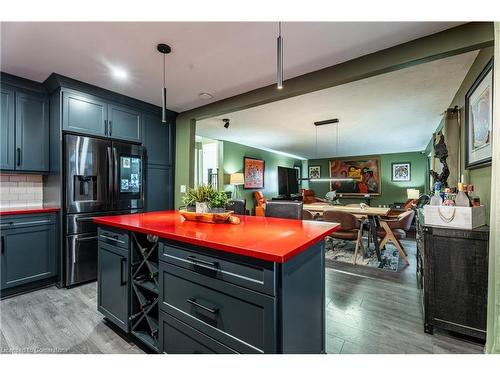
[
  {"left": 160, "top": 311, "right": 237, "bottom": 354},
  {"left": 159, "top": 240, "right": 275, "bottom": 296},
  {"left": 159, "top": 261, "right": 276, "bottom": 353}
]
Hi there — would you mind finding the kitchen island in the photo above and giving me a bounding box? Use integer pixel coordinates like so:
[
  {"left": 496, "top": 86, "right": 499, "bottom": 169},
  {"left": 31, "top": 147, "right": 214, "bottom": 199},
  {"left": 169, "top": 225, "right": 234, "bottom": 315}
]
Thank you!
[{"left": 94, "top": 211, "right": 339, "bottom": 354}]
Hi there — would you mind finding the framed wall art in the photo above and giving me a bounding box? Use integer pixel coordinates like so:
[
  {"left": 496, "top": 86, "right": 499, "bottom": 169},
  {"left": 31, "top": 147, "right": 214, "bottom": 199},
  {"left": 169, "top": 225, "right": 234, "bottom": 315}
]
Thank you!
[
  {"left": 392, "top": 162, "right": 411, "bottom": 182},
  {"left": 465, "top": 58, "right": 493, "bottom": 169},
  {"left": 243, "top": 157, "right": 265, "bottom": 189},
  {"left": 329, "top": 157, "right": 381, "bottom": 195}
]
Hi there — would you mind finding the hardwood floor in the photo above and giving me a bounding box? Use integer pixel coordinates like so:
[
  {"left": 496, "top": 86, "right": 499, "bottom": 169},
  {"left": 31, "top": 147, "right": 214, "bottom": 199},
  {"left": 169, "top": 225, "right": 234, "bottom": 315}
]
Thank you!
[
  {"left": 0, "top": 238, "right": 485, "bottom": 354},
  {"left": 324, "top": 238, "right": 485, "bottom": 354}
]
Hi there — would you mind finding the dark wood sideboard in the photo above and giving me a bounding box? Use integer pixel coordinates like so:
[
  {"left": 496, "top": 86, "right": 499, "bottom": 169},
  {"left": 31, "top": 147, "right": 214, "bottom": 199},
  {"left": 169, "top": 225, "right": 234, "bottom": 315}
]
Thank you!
[{"left": 422, "top": 224, "right": 489, "bottom": 340}]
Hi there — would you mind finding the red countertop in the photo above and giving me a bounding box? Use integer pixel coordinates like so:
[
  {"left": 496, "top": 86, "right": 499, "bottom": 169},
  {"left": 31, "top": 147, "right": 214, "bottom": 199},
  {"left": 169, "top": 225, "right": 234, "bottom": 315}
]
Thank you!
[
  {"left": 94, "top": 211, "right": 339, "bottom": 263},
  {"left": 0, "top": 207, "right": 60, "bottom": 216}
]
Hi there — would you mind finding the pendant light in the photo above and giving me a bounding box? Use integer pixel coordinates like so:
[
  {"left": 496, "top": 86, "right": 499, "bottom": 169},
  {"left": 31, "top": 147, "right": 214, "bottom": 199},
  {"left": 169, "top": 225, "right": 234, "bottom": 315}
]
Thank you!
[
  {"left": 277, "top": 22, "right": 284, "bottom": 89},
  {"left": 157, "top": 43, "right": 171, "bottom": 123}
]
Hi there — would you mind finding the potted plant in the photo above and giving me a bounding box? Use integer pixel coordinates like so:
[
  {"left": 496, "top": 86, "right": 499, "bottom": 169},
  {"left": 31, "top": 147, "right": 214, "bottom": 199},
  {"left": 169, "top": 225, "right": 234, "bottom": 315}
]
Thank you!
[
  {"left": 182, "top": 184, "right": 218, "bottom": 213},
  {"left": 209, "top": 191, "right": 228, "bottom": 213}
]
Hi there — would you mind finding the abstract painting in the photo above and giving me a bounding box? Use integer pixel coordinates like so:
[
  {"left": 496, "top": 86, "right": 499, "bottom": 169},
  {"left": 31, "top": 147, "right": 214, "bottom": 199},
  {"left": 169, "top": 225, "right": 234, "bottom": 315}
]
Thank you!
[
  {"left": 309, "top": 166, "right": 321, "bottom": 179},
  {"left": 329, "top": 157, "right": 381, "bottom": 195},
  {"left": 392, "top": 162, "right": 411, "bottom": 182},
  {"left": 243, "top": 157, "right": 265, "bottom": 189}
]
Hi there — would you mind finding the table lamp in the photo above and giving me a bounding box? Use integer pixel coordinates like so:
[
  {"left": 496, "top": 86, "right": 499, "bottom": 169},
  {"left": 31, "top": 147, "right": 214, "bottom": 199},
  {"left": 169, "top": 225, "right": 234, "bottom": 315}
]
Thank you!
[
  {"left": 230, "top": 173, "right": 244, "bottom": 199},
  {"left": 407, "top": 189, "right": 420, "bottom": 200}
]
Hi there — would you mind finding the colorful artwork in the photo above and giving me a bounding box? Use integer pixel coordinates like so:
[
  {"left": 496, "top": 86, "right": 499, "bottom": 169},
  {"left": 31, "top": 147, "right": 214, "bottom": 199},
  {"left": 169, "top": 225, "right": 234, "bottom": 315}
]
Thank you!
[
  {"left": 243, "top": 157, "right": 265, "bottom": 189},
  {"left": 309, "top": 166, "right": 321, "bottom": 179},
  {"left": 392, "top": 162, "right": 411, "bottom": 182},
  {"left": 329, "top": 158, "right": 381, "bottom": 195},
  {"left": 465, "top": 58, "right": 493, "bottom": 169}
]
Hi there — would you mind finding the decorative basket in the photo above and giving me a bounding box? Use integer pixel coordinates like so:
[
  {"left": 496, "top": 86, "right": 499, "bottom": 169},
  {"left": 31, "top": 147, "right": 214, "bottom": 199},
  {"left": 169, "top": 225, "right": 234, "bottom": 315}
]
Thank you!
[{"left": 179, "top": 210, "right": 240, "bottom": 224}]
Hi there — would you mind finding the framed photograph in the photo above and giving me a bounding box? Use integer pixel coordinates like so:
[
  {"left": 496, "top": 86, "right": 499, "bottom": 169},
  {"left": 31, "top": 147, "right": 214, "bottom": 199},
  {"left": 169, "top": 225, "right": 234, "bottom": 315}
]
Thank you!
[
  {"left": 465, "top": 58, "right": 493, "bottom": 169},
  {"left": 243, "top": 157, "right": 265, "bottom": 189},
  {"left": 329, "top": 157, "right": 381, "bottom": 196},
  {"left": 309, "top": 165, "right": 321, "bottom": 179},
  {"left": 392, "top": 162, "right": 411, "bottom": 182}
]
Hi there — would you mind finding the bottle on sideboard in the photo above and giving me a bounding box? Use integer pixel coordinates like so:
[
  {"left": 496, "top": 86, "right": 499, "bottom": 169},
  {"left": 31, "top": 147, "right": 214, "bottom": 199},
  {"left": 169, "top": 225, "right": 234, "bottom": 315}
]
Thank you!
[
  {"left": 455, "top": 183, "right": 471, "bottom": 207},
  {"left": 430, "top": 181, "right": 443, "bottom": 206}
]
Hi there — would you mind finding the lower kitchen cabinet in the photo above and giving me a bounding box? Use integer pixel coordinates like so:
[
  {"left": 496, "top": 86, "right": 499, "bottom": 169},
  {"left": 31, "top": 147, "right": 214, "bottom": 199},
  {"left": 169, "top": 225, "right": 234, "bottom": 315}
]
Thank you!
[
  {"left": 0, "top": 213, "right": 57, "bottom": 295},
  {"left": 97, "top": 228, "right": 130, "bottom": 332}
]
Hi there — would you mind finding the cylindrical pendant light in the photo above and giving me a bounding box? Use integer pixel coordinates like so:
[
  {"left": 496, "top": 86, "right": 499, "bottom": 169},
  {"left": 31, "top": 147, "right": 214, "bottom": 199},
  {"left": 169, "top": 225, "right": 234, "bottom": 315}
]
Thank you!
[
  {"left": 277, "top": 22, "right": 284, "bottom": 90},
  {"left": 157, "top": 43, "right": 171, "bottom": 123}
]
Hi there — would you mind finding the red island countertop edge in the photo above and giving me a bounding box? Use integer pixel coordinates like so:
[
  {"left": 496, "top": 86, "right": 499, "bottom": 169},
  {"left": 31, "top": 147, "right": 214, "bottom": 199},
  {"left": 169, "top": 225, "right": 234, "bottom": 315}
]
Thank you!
[
  {"left": 93, "top": 210, "right": 339, "bottom": 263},
  {"left": 0, "top": 207, "right": 60, "bottom": 216}
]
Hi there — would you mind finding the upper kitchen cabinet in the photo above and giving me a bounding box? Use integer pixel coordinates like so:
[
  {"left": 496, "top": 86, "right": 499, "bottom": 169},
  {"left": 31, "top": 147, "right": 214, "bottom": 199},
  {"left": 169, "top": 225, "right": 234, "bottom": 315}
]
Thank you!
[
  {"left": 62, "top": 91, "right": 107, "bottom": 137},
  {"left": 142, "top": 112, "right": 174, "bottom": 166},
  {"left": 108, "top": 103, "right": 141, "bottom": 143},
  {"left": 15, "top": 93, "right": 50, "bottom": 172},
  {"left": 1, "top": 74, "right": 49, "bottom": 173},
  {"left": 1, "top": 86, "right": 15, "bottom": 170}
]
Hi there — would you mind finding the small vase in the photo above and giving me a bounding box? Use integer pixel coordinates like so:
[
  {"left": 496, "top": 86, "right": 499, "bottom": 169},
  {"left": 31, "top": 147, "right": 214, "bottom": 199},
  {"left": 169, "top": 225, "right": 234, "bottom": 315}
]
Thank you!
[{"left": 195, "top": 202, "right": 209, "bottom": 213}]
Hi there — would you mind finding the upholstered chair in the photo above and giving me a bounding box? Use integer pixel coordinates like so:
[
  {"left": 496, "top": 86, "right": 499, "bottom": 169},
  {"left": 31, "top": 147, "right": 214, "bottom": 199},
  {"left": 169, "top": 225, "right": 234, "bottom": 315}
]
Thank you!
[
  {"left": 265, "top": 201, "right": 303, "bottom": 220},
  {"left": 254, "top": 191, "right": 267, "bottom": 216},
  {"left": 226, "top": 199, "right": 247, "bottom": 215}
]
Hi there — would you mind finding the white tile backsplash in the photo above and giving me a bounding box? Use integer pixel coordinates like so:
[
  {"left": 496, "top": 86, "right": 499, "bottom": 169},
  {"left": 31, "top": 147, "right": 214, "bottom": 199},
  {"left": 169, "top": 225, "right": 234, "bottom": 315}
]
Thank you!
[{"left": 0, "top": 173, "right": 44, "bottom": 209}]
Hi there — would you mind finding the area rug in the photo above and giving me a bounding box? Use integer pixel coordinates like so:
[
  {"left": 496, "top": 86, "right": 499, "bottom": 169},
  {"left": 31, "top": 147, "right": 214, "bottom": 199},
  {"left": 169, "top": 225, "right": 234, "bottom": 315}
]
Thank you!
[{"left": 324, "top": 237, "right": 404, "bottom": 272}]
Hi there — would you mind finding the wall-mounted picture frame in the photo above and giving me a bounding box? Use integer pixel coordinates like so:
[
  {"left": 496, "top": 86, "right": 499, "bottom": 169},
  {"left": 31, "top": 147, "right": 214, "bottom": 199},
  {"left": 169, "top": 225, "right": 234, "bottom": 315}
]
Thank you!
[
  {"left": 308, "top": 165, "right": 321, "bottom": 179},
  {"left": 243, "top": 157, "right": 265, "bottom": 189},
  {"left": 465, "top": 58, "right": 493, "bottom": 169},
  {"left": 329, "top": 157, "right": 381, "bottom": 196},
  {"left": 392, "top": 162, "right": 411, "bottom": 182}
]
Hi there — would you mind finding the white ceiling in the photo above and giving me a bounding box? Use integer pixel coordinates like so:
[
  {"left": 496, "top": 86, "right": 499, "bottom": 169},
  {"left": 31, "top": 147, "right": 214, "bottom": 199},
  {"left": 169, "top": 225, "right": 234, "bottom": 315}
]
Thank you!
[
  {"left": 0, "top": 22, "right": 463, "bottom": 112},
  {"left": 197, "top": 51, "right": 479, "bottom": 159}
]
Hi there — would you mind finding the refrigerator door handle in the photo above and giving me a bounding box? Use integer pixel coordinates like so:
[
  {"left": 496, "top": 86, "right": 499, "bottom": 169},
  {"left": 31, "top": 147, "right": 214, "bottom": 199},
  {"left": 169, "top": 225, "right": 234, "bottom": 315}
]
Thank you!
[
  {"left": 113, "top": 147, "right": 118, "bottom": 208},
  {"left": 107, "top": 146, "right": 113, "bottom": 209}
]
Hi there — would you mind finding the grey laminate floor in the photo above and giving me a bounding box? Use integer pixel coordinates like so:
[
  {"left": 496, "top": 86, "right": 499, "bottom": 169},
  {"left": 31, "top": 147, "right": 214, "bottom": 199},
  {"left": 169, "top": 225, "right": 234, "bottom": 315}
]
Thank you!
[
  {"left": 324, "top": 238, "right": 485, "bottom": 354},
  {"left": 0, "top": 238, "right": 485, "bottom": 354},
  {"left": 0, "top": 283, "right": 143, "bottom": 354}
]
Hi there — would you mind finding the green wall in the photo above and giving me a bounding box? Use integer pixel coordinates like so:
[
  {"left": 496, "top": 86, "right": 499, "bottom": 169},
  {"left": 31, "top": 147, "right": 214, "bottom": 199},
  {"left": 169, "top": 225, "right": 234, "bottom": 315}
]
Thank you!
[
  {"left": 428, "top": 47, "right": 493, "bottom": 221},
  {"left": 308, "top": 151, "right": 428, "bottom": 207},
  {"left": 221, "top": 141, "right": 302, "bottom": 211}
]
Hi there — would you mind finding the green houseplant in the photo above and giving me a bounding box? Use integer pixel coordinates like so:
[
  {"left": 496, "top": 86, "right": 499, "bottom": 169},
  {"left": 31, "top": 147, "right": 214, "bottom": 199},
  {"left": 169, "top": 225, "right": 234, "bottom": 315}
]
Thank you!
[
  {"left": 209, "top": 191, "right": 228, "bottom": 213},
  {"left": 182, "top": 185, "right": 228, "bottom": 213}
]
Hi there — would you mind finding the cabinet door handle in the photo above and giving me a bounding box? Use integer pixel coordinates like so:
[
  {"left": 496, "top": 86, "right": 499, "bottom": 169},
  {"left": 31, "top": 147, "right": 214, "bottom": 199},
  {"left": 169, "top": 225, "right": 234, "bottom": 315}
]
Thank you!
[
  {"left": 16, "top": 148, "right": 21, "bottom": 166},
  {"left": 186, "top": 298, "right": 219, "bottom": 314},
  {"left": 186, "top": 255, "right": 219, "bottom": 270},
  {"left": 109, "top": 121, "right": 112, "bottom": 137},
  {"left": 120, "top": 257, "right": 127, "bottom": 286},
  {"left": 1, "top": 236, "right": 4, "bottom": 255},
  {"left": 104, "top": 120, "right": 108, "bottom": 135}
]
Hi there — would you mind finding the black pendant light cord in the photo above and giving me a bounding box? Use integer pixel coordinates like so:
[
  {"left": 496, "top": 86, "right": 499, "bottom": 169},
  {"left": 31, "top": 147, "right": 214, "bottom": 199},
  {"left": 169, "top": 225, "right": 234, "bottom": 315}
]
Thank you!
[{"left": 163, "top": 53, "right": 166, "bottom": 88}]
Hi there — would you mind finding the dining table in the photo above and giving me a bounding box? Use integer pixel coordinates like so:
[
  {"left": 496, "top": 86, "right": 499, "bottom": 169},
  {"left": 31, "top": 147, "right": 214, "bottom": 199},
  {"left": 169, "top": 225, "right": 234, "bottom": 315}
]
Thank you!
[{"left": 303, "top": 203, "right": 391, "bottom": 262}]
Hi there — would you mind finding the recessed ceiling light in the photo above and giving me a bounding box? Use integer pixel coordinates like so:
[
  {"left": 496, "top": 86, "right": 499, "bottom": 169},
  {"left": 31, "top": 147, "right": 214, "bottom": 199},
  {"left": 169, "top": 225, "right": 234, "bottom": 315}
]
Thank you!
[
  {"left": 199, "top": 92, "right": 214, "bottom": 100},
  {"left": 111, "top": 66, "right": 128, "bottom": 81}
]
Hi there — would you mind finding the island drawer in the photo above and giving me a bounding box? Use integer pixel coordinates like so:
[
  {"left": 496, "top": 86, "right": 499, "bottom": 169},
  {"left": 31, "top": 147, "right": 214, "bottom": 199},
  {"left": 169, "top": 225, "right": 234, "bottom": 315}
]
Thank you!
[
  {"left": 160, "top": 311, "right": 238, "bottom": 354},
  {"left": 159, "top": 240, "right": 275, "bottom": 296},
  {"left": 159, "top": 261, "right": 276, "bottom": 354},
  {"left": 0, "top": 213, "right": 56, "bottom": 229},
  {"left": 98, "top": 227, "right": 129, "bottom": 250}
]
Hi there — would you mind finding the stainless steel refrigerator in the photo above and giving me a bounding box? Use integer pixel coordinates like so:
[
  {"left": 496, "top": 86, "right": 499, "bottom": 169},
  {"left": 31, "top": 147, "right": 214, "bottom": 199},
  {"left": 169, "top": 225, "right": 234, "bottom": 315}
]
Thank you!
[{"left": 64, "top": 134, "right": 145, "bottom": 286}]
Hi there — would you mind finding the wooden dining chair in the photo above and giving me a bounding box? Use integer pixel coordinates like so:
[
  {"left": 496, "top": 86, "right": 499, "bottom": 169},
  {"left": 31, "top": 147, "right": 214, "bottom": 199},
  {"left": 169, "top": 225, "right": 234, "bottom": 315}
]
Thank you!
[
  {"left": 323, "top": 210, "right": 364, "bottom": 264},
  {"left": 376, "top": 210, "right": 415, "bottom": 265},
  {"left": 302, "top": 209, "right": 315, "bottom": 221}
]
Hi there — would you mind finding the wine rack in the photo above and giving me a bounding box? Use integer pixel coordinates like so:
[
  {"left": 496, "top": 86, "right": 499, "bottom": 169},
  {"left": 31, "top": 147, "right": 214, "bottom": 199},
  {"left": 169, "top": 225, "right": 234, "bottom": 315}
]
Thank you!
[{"left": 130, "top": 232, "right": 159, "bottom": 352}]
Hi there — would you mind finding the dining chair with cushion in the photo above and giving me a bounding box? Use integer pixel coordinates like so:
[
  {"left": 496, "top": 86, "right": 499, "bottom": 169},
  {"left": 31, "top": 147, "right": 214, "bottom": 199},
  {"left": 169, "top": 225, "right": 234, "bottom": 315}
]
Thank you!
[
  {"left": 376, "top": 210, "right": 415, "bottom": 265},
  {"left": 265, "top": 201, "right": 303, "bottom": 220},
  {"left": 226, "top": 199, "right": 247, "bottom": 215},
  {"left": 323, "top": 210, "right": 364, "bottom": 265},
  {"left": 254, "top": 191, "right": 267, "bottom": 216}
]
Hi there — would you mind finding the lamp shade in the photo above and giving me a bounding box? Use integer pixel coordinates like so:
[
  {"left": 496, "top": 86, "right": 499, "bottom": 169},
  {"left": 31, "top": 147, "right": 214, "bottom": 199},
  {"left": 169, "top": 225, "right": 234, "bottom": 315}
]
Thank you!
[
  {"left": 407, "top": 189, "right": 420, "bottom": 200},
  {"left": 230, "top": 173, "right": 244, "bottom": 185}
]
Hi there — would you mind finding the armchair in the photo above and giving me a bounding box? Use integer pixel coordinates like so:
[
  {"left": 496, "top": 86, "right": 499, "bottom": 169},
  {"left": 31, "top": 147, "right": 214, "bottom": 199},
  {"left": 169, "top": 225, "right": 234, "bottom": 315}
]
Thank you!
[
  {"left": 300, "top": 189, "right": 327, "bottom": 204},
  {"left": 254, "top": 191, "right": 267, "bottom": 217}
]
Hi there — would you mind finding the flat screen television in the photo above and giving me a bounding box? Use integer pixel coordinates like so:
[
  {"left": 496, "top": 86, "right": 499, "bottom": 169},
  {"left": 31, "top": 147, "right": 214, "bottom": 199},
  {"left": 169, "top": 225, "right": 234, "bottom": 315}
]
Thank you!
[{"left": 278, "top": 166, "right": 299, "bottom": 197}]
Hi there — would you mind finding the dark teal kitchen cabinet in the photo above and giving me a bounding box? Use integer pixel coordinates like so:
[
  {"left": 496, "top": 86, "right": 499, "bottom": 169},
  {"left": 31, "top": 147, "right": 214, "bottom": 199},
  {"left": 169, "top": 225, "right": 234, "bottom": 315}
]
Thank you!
[
  {"left": 0, "top": 213, "right": 57, "bottom": 291},
  {"left": 97, "top": 228, "right": 130, "bottom": 332},
  {"left": 1, "top": 80, "right": 49, "bottom": 173},
  {"left": 1, "top": 86, "right": 15, "bottom": 170},
  {"left": 15, "top": 93, "right": 49, "bottom": 172},
  {"left": 146, "top": 165, "right": 173, "bottom": 211},
  {"left": 142, "top": 112, "right": 173, "bottom": 166},
  {"left": 62, "top": 91, "right": 107, "bottom": 137},
  {"left": 108, "top": 103, "right": 141, "bottom": 143}
]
